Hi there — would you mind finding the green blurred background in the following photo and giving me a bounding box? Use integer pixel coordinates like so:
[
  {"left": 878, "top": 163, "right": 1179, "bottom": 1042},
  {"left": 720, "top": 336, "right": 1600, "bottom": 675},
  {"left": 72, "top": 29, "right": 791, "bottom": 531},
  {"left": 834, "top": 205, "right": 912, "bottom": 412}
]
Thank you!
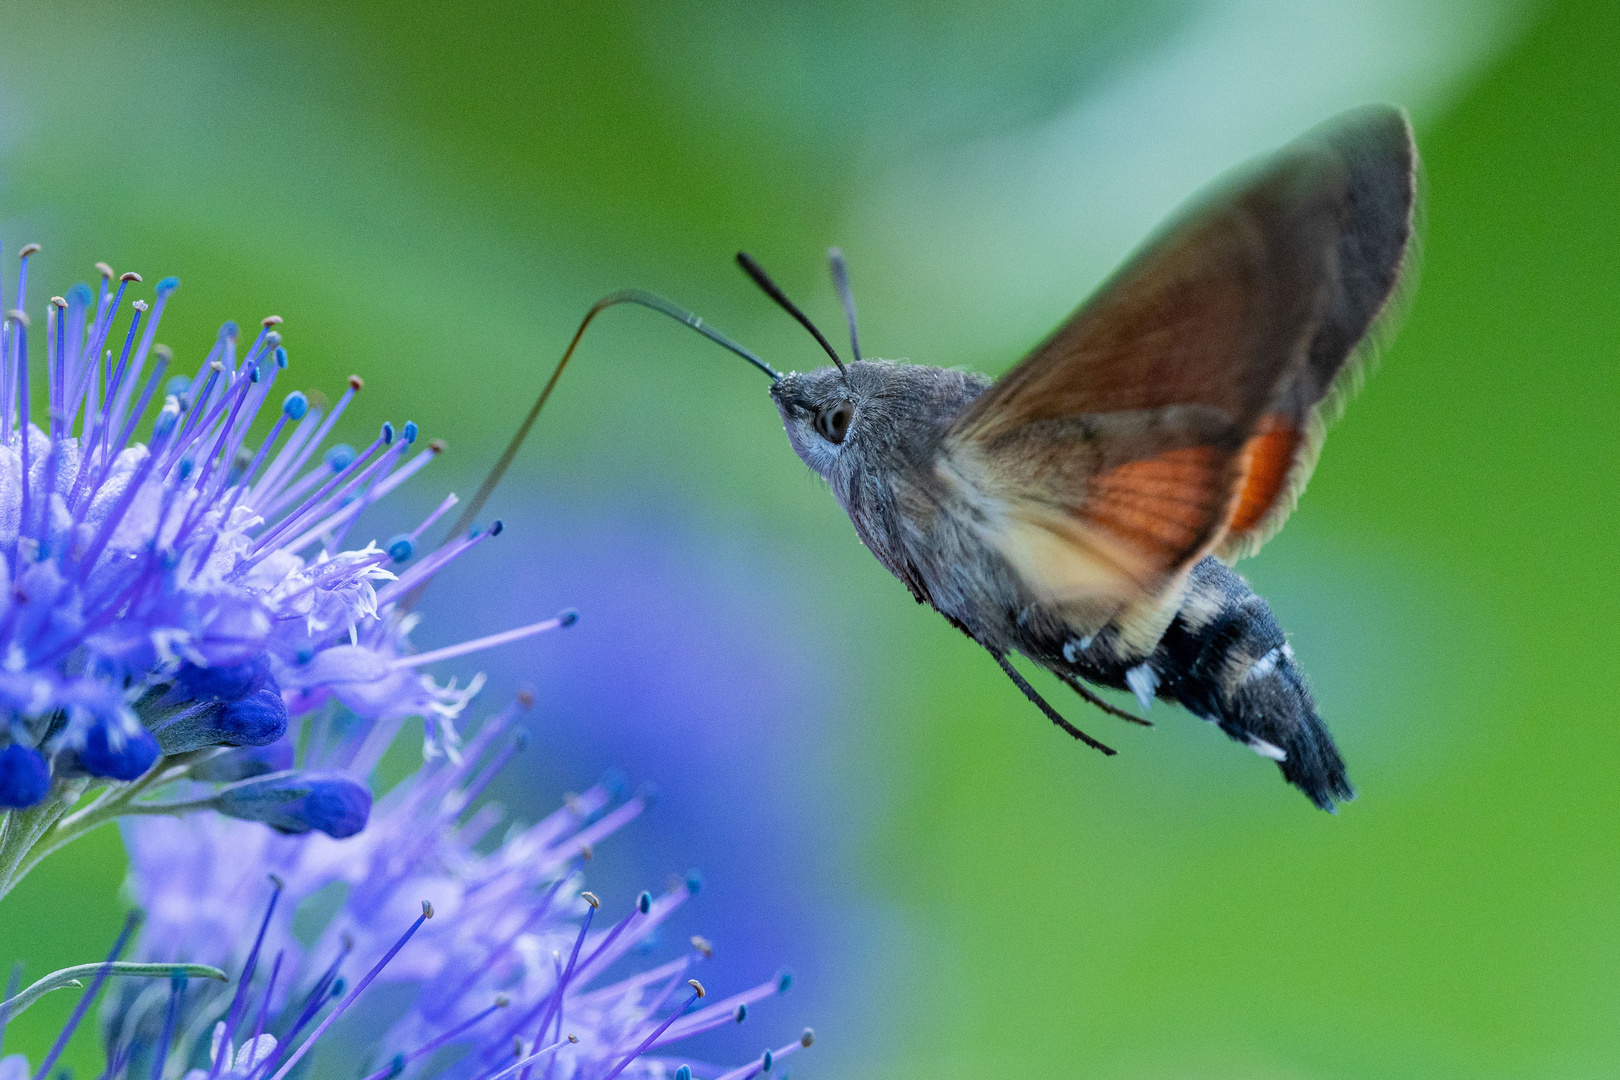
[{"left": 4, "top": 0, "right": 1620, "bottom": 1075}]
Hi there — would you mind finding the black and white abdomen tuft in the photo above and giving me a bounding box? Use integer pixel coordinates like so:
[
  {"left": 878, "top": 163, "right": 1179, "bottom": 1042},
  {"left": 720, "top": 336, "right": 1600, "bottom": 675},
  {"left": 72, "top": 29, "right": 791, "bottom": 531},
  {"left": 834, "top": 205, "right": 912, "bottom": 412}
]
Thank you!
[
  {"left": 1153, "top": 558, "right": 1354, "bottom": 810},
  {"left": 1036, "top": 556, "right": 1354, "bottom": 810}
]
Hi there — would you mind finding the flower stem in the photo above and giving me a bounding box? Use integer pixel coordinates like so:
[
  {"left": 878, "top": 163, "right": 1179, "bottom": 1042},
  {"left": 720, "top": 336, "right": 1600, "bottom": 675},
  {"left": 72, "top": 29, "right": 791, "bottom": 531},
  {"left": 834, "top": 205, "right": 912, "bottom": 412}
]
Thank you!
[
  {"left": 0, "top": 750, "right": 211, "bottom": 903},
  {"left": 0, "top": 778, "right": 87, "bottom": 902},
  {"left": 0, "top": 962, "right": 226, "bottom": 1021}
]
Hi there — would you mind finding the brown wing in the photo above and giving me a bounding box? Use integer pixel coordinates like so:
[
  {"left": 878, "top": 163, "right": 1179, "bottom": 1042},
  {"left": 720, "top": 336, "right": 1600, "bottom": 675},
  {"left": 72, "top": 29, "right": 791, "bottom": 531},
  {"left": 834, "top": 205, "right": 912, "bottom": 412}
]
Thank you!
[
  {"left": 1219, "top": 105, "right": 1417, "bottom": 558},
  {"left": 942, "top": 105, "right": 1416, "bottom": 635}
]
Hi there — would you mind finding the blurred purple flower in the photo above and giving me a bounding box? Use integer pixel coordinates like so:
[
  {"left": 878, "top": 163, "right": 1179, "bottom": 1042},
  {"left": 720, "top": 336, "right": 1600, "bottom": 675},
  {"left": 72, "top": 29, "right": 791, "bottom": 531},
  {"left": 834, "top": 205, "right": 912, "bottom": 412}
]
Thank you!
[
  {"left": 109, "top": 697, "right": 811, "bottom": 1079},
  {"left": 419, "top": 495, "right": 866, "bottom": 1064}
]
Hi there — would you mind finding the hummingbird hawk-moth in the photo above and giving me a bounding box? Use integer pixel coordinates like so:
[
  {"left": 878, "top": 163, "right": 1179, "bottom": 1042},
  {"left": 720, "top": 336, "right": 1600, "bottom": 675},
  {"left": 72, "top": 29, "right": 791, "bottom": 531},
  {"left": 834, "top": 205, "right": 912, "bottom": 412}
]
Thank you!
[{"left": 471, "top": 104, "right": 1417, "bottom": 811}]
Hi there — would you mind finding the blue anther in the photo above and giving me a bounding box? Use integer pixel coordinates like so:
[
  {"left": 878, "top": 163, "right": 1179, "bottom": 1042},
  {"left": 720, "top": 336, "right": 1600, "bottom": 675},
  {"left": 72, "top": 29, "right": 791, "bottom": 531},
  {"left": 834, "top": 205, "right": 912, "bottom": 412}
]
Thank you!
[
  {"left": 674, "top": 1069, "right": 691, "bottom": 1080},
  {"left": 330, "top": 978, "right": 346, "bottom": 998},
  {"left": 67, "top": 282, "right": 92, "bottom": 306},
  {"left": 221, "top": 320, "right": 239, "bottom": 339},
  {"left": 265, "top": 331, "right": 281, "bottom": 348},
  {"left": 381, "top": 421, "right": 394, "bottom": 444},
  {"left": 154, "top": 408, "right": 181, "bottom": 439},
  {"left": 762, "top": 1050, "right": 773, "bottom": 1072},
  {"left": 386, "top": 534, "right": 414, "bottom": 563},
  {"left": 599, "top": 768, "right": 628, "bottom": 798},
  {"left": 177, "top": 456, "right": 194, "bottom": 480},
  {"left": 156, "top": 275, "right": 180, "bottom": 294},
  {"left": 777, "top": 969, "right": 794, "bottom": 993},
  {"left": 295, "top": 648, "right": 314, "bottom": 665},
  {"left": 401, "top": 420, "right": 418, "bottom": 443},
  {"left": 166, "top": 375, "right": 191, "bottom": 395},
  {"left": 559, "top": 608, "right": 579, "bottom": 627},
  {"left": 685, "top": 869, "right": 704, "bottom": 896},
  {"left": 637, "top": 891, "right": 652, "bottom": 914},
  {"left": 249, "top": 366, "right": 261, "bottom": 383},
  {"left": 274, "top": 345, "right": 288, "bottom": 369},
  {"left": 324, "top": 444, "right": 355, "bottom": 471},
  {"left": 489, "top": 519, "right": 504, "bottom": 537},
  {"left": 283, "top": 391, "right": 309, "bottom": 420},
  {"left": 734, "top": 1004, "right": 748, "bottom": 1023}
]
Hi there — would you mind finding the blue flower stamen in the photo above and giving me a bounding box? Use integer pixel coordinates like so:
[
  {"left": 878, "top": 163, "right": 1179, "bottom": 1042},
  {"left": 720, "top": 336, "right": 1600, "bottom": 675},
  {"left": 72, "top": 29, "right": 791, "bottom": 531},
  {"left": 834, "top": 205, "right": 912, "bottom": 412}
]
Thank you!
[
  {"left": 146, "top": 970, "right": 186, "bottom": 1080},
  {"left": 206, "top": 880, "right": 281, "bottom": 1080},
  {"left": 266, "top": 904, "right": 433, "bottom": 1080},
  {"left": 357, "top": 998, "right": 510, "bottom": 1080},
  {"left": 600, "top": 980, "right": 706, "bottom": 1080}
]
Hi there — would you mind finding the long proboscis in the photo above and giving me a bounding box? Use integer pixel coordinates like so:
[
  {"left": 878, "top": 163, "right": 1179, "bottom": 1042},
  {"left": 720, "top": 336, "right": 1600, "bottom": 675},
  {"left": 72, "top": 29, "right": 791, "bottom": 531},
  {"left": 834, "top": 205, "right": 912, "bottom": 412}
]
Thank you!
[{"left": 409, "top": 290, "right": 778, "bottom": 605}]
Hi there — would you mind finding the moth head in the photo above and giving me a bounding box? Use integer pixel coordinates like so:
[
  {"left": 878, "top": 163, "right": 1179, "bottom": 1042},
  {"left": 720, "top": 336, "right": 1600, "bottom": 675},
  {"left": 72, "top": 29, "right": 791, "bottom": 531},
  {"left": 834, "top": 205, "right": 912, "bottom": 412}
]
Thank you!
[
  {"left": 770, "top": 360, "right": 990, "bottom": 488},
  {"left": 768, "top": 364, "right": 867, "bottom": 476}
]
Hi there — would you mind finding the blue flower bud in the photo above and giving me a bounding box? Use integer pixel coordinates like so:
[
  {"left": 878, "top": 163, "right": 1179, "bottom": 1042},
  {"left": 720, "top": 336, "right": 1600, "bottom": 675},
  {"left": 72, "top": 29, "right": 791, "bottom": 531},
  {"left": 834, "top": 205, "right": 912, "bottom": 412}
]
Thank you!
[
  {"left": 0, "top": 743, "right": 50, "bottom": 808},
  {"left": 189, "top": 739, "right": 294, "bottom": 783},
  {"left": 214, "top": 772, "right": 371, "bottom": 838},
  {"left": 219, "top": 689, "right": 289, "bottom": 745},
  {"left": 80, "top": 722, "right": 160, "bottom": 781},
  {"left": 154, "top": 688, "right": 288, "bottom": 755},
  {"left": 175, "top": 656, "right": 270, "bottom": 703}
]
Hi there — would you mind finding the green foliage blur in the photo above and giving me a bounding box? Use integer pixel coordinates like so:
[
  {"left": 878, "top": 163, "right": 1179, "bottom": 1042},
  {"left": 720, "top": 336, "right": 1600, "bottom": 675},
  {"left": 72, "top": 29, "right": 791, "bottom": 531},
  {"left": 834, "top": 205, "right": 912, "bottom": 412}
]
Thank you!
[{"left": 3, "top": 0, "right": 1618, "bottom": 1075}]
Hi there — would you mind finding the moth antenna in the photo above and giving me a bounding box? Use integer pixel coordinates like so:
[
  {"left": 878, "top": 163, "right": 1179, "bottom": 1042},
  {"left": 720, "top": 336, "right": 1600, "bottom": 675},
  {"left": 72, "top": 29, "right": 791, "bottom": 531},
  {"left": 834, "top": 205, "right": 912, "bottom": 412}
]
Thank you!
[
  {"left": 736, "top": 251, "right": 847, "bottom": 375},
  {"left": 398, "top": 290, "right": 777, "bottom": 612},
  {"left": 827, "top": 248, "right": 862, "bottom": 362}
]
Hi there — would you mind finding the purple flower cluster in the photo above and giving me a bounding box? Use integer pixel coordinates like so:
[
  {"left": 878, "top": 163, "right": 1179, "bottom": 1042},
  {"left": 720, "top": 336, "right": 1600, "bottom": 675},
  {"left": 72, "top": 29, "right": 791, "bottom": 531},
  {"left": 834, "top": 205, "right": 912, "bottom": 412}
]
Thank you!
[
  {"left": 0, "top": 241, "right": 817, "bottom": 1080},
  {"left": 100, "top": 697, "right": 812, "bottom": 1079},
  {"left": 0, "top": 244, "right": 568, "bottom": 893}
]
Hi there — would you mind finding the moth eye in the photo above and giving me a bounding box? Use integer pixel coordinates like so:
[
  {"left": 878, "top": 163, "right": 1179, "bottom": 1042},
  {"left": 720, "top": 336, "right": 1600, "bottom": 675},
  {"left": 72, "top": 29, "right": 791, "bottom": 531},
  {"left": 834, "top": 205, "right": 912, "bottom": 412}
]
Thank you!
[{"left": 814, "top": 402, "right": 853, "bottom": 445}]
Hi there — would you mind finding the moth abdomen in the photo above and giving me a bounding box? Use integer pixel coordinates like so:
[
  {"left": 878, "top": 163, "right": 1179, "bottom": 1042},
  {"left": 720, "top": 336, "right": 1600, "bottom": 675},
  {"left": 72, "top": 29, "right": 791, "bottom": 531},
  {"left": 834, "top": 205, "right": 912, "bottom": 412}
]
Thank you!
[{"left": 1153, "top": 557, "right": 1353, "bottom": 810}]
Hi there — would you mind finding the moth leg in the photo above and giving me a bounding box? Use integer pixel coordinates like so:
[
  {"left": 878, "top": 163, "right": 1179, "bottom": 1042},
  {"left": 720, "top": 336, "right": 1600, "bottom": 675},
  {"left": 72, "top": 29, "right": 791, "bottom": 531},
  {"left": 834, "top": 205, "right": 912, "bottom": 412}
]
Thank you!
[
  {"left": 1057, "top": 672, "right": 1154, "bottom": 728},
  {"left": 994, "top": 654, "right": 1117, "bottom": 756}
]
